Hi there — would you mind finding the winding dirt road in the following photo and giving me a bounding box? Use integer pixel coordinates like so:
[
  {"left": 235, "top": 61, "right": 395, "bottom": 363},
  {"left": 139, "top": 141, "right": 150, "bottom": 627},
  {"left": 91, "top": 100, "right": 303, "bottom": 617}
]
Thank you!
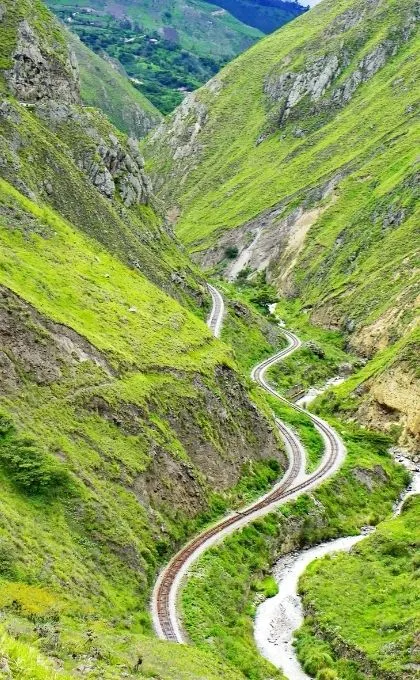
[{"left": 151, "top": 285, "right": 345, "bottom": 644}]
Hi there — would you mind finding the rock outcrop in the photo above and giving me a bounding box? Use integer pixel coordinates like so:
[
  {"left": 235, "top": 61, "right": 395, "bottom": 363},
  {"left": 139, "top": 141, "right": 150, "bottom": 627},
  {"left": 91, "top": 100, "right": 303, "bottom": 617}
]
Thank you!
[
  {"left": 264, "top": 12, "right": 417, "bottom": 126},
  {"left": 77, "top": 132, "right": 152, "bottom": 206},
  {"left": 356, "top": 359, "right": 420, "bottom": 455},
  {"left": 146, "top": 86, "right": 214, "bottom": 198},
  {"left": 5, "top": 19, "right": 79, "bottom": 104},
  {"left": 264, "top": 53, "right": 342, "bottom": 123}
]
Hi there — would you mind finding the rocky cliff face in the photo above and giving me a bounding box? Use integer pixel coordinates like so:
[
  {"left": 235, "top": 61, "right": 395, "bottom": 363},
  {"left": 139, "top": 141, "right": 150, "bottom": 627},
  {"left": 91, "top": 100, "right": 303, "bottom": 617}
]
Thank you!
[
  {"left": 75, "top": 125, "right": 152, "bottom": 207},
  {"left": 146, "top": 86, "right": 213, "bottom": 201},
  {"left": 2, "top": 3, "right": 153, "bottom": 211},
  {"left": 5, "top": 17, "right": 79, "bottom": 104},
  {"left": 263, "top": 1, "right": 417, "bottom": 126},
  {"left": 356, "top": 358, "right": 420, "bottom": 456}
]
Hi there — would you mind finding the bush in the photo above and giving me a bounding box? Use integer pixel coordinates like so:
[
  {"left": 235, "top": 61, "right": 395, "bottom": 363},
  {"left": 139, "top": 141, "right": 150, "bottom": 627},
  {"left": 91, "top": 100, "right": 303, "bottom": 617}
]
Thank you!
[
  {"left": 316, "top": 669, "right": 338, "bottom": 680},
  {"left": 0, "top": 539, "right": 17, "bottom": 577},
  {"left": 225, "top": 246, "right": 239, "bottom": 259},
  {"left": 254, "top": 576, "right": 278, "bottom": 598},
  {"left": 0, "top": 413, "right": 72, "bottom": 496},
  {"left": 303, "top": 650, "right": 334, "bottom": 676}
]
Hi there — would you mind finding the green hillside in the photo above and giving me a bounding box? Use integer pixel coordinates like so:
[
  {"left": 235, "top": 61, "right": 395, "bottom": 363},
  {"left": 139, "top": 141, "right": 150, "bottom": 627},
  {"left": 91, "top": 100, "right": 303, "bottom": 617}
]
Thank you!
[
  {"left": 144, "top": 0, "right": 419, "bottom": 450},
  {"left": 145, "top": 0, "right": 418, "bottom": 251},
  {"left": 0, "top": 2, "right": 285, "bottom": 677},
  {"left": 298, "top": 496, "right": 420, "bottom": 678},
  {"left": 68, "top": 31, "right": 162, "bottom": 138},
  {"left": 0, "top": 0, "right": 418, "bottom": 678}
]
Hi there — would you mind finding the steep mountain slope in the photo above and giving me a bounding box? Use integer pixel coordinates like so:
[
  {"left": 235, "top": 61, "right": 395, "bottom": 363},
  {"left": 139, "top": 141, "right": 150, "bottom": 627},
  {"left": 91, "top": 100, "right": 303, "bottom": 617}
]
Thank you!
[
  {"left": 144, "top": 0, "right": 420, "bottom": 450},
  {"left": 67, "top": 31, "right": 162, "bottom": 138},
  {"left": 0, "top": 2, "right": 285, "bottom": 677}
]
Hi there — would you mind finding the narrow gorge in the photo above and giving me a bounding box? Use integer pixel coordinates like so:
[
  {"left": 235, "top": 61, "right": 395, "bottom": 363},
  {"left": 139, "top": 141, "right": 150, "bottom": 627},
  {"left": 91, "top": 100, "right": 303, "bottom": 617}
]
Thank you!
[{"left": 0, "top": 0, "right": 418, "bottom": 678}]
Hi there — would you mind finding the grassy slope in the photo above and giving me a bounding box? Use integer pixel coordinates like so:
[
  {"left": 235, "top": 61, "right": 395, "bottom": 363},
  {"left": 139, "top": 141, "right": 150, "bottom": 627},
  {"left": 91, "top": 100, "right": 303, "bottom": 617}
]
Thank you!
[
  {"left": 0, "top": 625, "right": 245, "bottom": 680},
  {"left": 0, "top": 175, "right": 252, "bottom": 678},
  {"left": 144, "top": 0, "right": 419, "bottom": 342},
  {"left": 0, "top": 58, "right": 201, "bottom": 308},
  {"left": 67, "top": 31, "right": 162, "bottom": 138},
  {"left": 0, "top": 3, "right": 287, "bottom": 678},
  {"left": 146, "top": 0, "right": 418, "bottom": 246},
  {"left": 0, "top": 180, "right": 225, "bottom": 372},
  {"left": 144, "top": 0, "right": 419, "bottom": 448},
  {"left": 297, "top": 495, "right": 420, "bottom": 679},
  {"left": 1, "top": 2, "right": 417, "bottom": 678}
]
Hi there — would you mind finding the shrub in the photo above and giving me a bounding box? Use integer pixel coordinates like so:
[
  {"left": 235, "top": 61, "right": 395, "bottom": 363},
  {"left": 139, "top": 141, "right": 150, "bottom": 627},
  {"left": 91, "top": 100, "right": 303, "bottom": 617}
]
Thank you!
[
  {"left": 0, "top": 412, "right": 72, "bottom": 496},
  {"left": 249, "top": 284, "right": 279, "bottom": 312},
  {"left": 225, "top": 245, "right": 239, "bottom": 259},
  {"left": 253, "top": 576, "right": 278, "bottom": 598},
  {"left": 303, "top": 650, "right": 334, "bottom": 676},
  {"left": 316, "top": 669, "right": 338, "bottom": 680},
  {"left": 0, "top": 582, "right": 62, "bottom": 621},
  {"left": 0, "top": 539, "right": 17, "bottom": 578}
]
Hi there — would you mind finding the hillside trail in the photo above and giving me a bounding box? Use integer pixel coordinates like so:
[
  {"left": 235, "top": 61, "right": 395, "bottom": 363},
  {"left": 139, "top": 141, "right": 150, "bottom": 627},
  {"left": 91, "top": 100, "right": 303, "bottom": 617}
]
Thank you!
[{"left": 151, "top": 284, "right": 346, "bottom": 650}]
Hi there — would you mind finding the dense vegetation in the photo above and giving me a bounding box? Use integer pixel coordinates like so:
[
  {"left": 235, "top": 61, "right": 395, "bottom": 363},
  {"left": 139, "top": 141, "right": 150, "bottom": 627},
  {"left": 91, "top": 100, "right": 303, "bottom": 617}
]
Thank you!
[
  {"left": 297, "top": 495, "right": 420, "bottom": 679},
  {"left": 47, "top": 0, "right": 263, "bottom": 112},
  {"left": 67, "top": 31, "right": 162, "bottom": 138}
]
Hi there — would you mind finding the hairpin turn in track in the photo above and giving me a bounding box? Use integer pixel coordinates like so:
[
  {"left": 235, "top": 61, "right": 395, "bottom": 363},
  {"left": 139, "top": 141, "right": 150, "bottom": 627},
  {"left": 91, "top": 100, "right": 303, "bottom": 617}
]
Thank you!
[{"left": 152, "top": 284, "right": 345, "bottom": 643}]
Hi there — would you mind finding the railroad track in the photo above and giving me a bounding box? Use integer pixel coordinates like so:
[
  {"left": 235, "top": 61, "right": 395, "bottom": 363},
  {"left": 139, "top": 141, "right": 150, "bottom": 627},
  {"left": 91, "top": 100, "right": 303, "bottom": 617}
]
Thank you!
[
  {"left": 207, "top": 283, "right": 225, "bottom": 338},
  {"left": 152, "top": 285, "right": 345, "bottom": 643}
]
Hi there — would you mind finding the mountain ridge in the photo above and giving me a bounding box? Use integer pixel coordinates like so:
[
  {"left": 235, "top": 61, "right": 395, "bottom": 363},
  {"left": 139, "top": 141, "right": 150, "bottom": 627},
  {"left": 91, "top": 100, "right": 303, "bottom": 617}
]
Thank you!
[
  {"left": 67, "top": 30, "right": 162, "bottom": 138},
  {"left": 47, "top": 0, "right": 306, "bottom": 112}
]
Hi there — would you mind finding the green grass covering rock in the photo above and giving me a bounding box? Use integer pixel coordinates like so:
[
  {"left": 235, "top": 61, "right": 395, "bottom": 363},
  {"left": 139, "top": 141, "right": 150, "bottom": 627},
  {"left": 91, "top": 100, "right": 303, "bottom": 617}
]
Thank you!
[
  {"left": 145, "top": 0, "right": 418, "bottom": 250},
  {"left": 0, "top": 176, "right": 283, "bottom": 677}
]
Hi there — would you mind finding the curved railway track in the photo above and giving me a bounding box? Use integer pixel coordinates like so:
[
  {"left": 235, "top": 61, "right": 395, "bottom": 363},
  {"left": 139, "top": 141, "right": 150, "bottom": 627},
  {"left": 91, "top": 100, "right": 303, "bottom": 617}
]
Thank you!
[
  {"left": 152, "top": 286, "right": 345, "bottom": 643},
  {"left": 207, "top": 283, "right": 225, "bottom": 338}
]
